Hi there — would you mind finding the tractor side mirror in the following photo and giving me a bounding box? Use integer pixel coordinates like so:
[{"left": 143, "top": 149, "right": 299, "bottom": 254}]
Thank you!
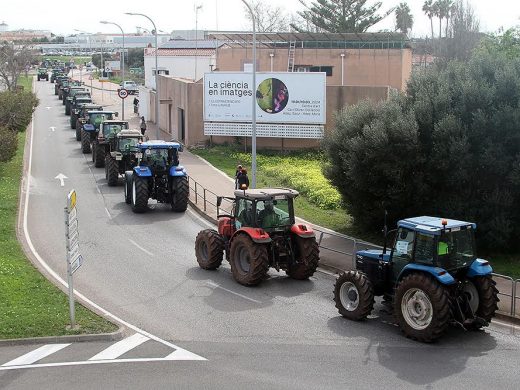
[{"left": 217, "top": 197, "right": 223, "bottom": 207}]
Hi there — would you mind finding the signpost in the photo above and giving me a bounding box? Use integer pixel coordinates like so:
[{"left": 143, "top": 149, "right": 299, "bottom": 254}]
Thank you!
[{"left": 64, "top": 190, "right": 83, "bottom": 328}]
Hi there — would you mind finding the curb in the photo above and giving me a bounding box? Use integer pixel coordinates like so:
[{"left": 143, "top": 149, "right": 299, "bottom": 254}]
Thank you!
[
  {"left": 0, "top": 327, "right": 126, "bottom": 347},
  {"left": 188, "top": 199, "right": 218, "bottom": 225},
  {"left": 495, "top": 312, "right": 520, "bottom": 326}
]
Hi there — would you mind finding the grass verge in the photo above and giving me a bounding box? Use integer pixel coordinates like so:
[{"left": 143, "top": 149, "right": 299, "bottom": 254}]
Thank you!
[
  {"left": 17, "top": 76, "right": 33, "bottom": 91},
  {"left": 0, "top": 133, "right": 118, "bottom": 339}
]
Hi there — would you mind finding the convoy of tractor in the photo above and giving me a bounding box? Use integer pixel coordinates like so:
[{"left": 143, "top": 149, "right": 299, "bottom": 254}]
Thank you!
[{"left": 39, "top": 62, "right": 499, "bottom": 343}]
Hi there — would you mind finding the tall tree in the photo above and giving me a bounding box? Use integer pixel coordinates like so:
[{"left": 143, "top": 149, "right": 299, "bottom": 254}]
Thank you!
[
  {"left": 422, "top": 0, "right": 435, "bottom": 39},
  {"left": 244, "top": 0, "right": 290, "bottom": 32},
  {"left": 443, "top": 0, "right": 455, "bottom": 38},
  {"left": 433, "top": 0, "right": 443, "bottom": 38},
  {"left": 446, "top": 0, "right": 481, "bottom": 60},
  {"left": 395, "top": 3, "right": 414, "bottom": 35},
  {"left": 292, "top": 0, "right": 394, "bottom": 33},
  {"left": 0, "top": 44, "right": 33, "bottom": 92}
]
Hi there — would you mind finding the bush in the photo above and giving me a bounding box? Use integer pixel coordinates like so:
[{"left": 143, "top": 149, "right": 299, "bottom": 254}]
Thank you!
[
  {"left": 0, "top": 90, "right": 38, "bottom": 132},
  {"left": 324, "top": 49, "right": 520, "bottom": 250},
  {"left": 0, "top": 126, "right": 18, "bottom": 162}
]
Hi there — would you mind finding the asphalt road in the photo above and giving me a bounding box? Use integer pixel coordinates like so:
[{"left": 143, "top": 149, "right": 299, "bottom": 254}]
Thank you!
[{"left": 1, "top": 79, "right": 520, "bottom": 390}]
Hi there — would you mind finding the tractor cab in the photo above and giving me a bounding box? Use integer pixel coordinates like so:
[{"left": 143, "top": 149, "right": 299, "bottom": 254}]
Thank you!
[
  {"left": 99, "top": 120, "right": 129, "bottom": 140},
  {"left": 136, "top": 140, "right": 181, "bottom": 171},
  {"left": 115, "top": 130, "right": 143, "bottom": 153},
  {"left": 87, "top": 111, "right": 116, "bottom": 130}
]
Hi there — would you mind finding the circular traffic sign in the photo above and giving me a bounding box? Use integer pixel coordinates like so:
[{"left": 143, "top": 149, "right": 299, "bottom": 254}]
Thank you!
[{"left": 118, "top": 88, "right": 129, "bottom": 99}]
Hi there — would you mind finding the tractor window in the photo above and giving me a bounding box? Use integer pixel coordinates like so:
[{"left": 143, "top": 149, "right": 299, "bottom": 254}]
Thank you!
[
  {"left": 436, "top": 228, "right": 476, "bottom": 269},
  {"left": 90, "top": 113, "right": 112, "bottom": 126},
  {"left": 414, "top": 234, "right": 435, "bottom": 265},
  {"left": 256, "top": 199, "right": 289, "bottom": 229},
  {"left": 235, "top": 199, "right": 253, "bottom": 229},
  {"left": 102, "top": 123, "right": 126, "bottom": 137},
  {"left": 143, "top": 149, "right": 168, "bottom": 168},
  {"left": 393, "top": 228, "right": 415, "bottom": 260},
  {"left": 119, "top": 138, "right": 140, "bottom": 151}
]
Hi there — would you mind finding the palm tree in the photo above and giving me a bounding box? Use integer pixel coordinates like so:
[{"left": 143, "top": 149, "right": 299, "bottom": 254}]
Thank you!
[
  {"left": 433, "top": 0, "right": 443, "bottom": 38},
  {"left": 422, "top": 0, "right": 435, "bottom": 39},
  {"left": 395, "top": 2, "right": 414, "bottom": 35},
  {"left": 444, "top": 0, "right": 456, "bottom": 38}
]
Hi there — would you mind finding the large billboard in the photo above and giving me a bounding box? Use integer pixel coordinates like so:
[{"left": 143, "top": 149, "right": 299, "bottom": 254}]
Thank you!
[{"left": 204, "top": 72, "right": 326, "bottom": 124}]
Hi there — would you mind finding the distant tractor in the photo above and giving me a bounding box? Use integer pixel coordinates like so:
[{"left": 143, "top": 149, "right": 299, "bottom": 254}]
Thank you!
[
  {"left": 333, "top": 216, "right": 499, "bottom": 342},
  {"left": 104, "top": 129, "right": 144, "bottom": 186},
  {"left": 124, "top": 141, "right": 188, "bottom": 213},
  {"left": 74, "top": 104, "right": 103, "bottom": 140},
  {"left": 91, "top": 120, "right": 129, "bottom": 168},
  {"left": 65, "top": 89, "right": 90, "bottom": 115},
  {"left": 195, "top": 188, "right": 320, "bottom": 286},
  {"left": 54, "top": 75, "right": 68, "bottom": 95},
  {"left": 69, "top": 96, "right": 93, "bottom": 129},
  {"left": 37, "top": 68, "right": 48, "bottom": 81},
  {"left": 79, "top": 111, "right": 117, "bottom": 153}
]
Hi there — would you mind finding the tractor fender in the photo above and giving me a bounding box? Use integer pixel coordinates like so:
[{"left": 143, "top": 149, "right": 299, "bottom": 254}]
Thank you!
[
  {"left": 232, "top": 227, "right": 271, "bottom": 244},
  {"left": 466, "top": 258, "right": 493, "bottom": 277},
  {"left": 83, "top": 124, "right": 95, "bottom": 132},
  {"left": 218, "top": 217, "right": 235, "bottom": 238},
  {"left": 396, "top": 263, "right": 455, "bottom": 286},
  {"left": 290, "top": 224, "right": 315, "bottom": 238},
  {"left": 169, "top": 165, "right": 187, "bottom": 177},
  {"left": 133, "top": 166, "right": 152, "bottom": 177}
]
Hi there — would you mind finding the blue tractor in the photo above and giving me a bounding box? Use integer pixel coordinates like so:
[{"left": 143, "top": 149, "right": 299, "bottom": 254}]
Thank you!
[
  {"left": 334, "top": 216, "right": 499, "bottom": 342},
  {"left": 124, "top": 141, "right": 189, "bottom": 213}
]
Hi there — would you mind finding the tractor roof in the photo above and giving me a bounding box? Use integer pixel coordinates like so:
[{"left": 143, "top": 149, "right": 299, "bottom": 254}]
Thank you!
[
  {"left": 398, "top": 216, "right": 476, "bottom": 236},
  {"left": 117, "top": 129, "right": 142, "bottom": 138},
  {"left": 89, "top": 111, "right": 115, "bottom": 115},
  {"left": 137, "top": 140, "right": 182, "bottom": 150},
  {"left": 234, "top": 188, "right": 299, "bottom": 200},
  {"left": 102, "top": 120, "right": 127, "bottom": 124}
]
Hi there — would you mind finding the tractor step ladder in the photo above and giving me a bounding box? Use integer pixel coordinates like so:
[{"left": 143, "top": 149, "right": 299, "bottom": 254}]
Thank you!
[{"left": 287, "top": 41, "right": 296, "bottom": 72}]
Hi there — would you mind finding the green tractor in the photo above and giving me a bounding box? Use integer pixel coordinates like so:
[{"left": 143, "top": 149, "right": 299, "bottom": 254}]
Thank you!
[
  {"left": 105, "top": 129, "right": 144, "bottom": 186},
  {"left": 75, "top": 104, "right": 103, "bottom": 140},
  {"left": 69, "top": 96, "right": 93, "bottom": 128},
  {"left": 333, "top": 216, "right": 499, "bottom": 342},
  {"left": 37, "top": 68, "right": 48, "bottom": 81},
  {"left": 50, "top": 68, "right": 63, "bottom": 83},
  {"left": 54, "top": 75, "right": 69, "bottom": 96},
  {"left": 91, "top": 120, "right": 129, "bottom": 168},
  {"left": 65, "top": 89, "right": 90, "bottom": 115},
  {"left": 79, "top": 111, "right": 117, "bottom": 153}
]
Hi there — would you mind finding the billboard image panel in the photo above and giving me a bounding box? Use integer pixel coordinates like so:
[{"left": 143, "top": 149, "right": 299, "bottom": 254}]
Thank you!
[{"left": 204, "top": 72, "right": 326, "bottom": 124}]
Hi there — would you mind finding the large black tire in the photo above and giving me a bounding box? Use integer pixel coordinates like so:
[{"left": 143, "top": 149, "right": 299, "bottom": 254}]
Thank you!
[
  {"left": 286, "top": 236, "right": 319, "bottom": 280},
  {"left": 58, "top": 90, "right": 63, "bottom": 100},
  {"left": 37, "top": 75, "right": 40, "bottom": 81},
  {"left": 80, "top": 130, "right": 91, "bottom": 153},
  {"left": 471, "top": 276, "right": 499, "bottom": 324},
  {"left": 170, "top": 176, "right": 189, "bottom": 212},
  {"left": 195, "top": 229, "right": 225, "bottom": 270},
  {"left": 54, "top": 85, "right": 58, "bottom": 95},
  {"left": 229, "top": 234, "right": 269, "bottom": 286},
  {"left": 94, "top": 145, "right": 105, "bottom": 168},
  {"left": 70, "top": 115, "right": 76, "bottom": 129},
  {"left": 131, "top": 175, "right": 149, "bottom": 213},
  {"left": 65, "top": 102, "right": 70, "bottom": 115},
  {"left": 124, "top": 171, "right": 132, "bottom": 204},
  {"left": 75, "top": 126, "right": 81, "bottom": 141},
  {"left": 334, "top": 271, "right": 374, "bottom": 321},
  {"left": 105, "top": 155, "right": 119, "bottom": 186},
  {"left": 394, "top": 273, "right": 451, "bottom": 342}
]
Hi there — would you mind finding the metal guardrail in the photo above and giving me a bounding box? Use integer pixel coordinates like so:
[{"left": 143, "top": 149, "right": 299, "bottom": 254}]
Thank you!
[{"left": 186, "top": 176, "right": 519, "bottom": 319}]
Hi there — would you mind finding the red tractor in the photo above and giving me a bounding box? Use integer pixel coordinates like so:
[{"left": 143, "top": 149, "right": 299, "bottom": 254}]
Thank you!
[{"left": 195, "top": 188, "right": 320, "bottom": 286}]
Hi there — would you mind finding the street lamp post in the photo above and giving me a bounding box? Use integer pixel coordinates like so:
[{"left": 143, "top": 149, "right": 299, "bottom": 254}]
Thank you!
[
  {"left": 126, "top": 12, "right": 160, "bottom": 140},
  {"left": 241, "top": 0, "right": 257, "bottom": 188},
  {"left": 101, "top": 21, "right": 125, "bottom": 120},
  {"left": 195, "top": 4, "right": 203, "bottom": 81}
]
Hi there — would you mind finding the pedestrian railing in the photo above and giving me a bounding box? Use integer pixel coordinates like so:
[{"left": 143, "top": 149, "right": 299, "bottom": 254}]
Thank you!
[{"left": 187, "top": 176, "right": 233, "bottom": 217}]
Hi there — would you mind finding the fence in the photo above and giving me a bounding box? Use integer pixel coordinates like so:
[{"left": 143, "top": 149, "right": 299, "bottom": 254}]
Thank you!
[{"left": 186, "top": 176, "right": 520, "bottom": 319}]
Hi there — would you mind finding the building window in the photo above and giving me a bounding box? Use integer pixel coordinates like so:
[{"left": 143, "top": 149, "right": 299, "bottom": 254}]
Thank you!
[
  {"left": 152, "top": 70, "right": 170, "bottom": 76},
  {"left": 294, "top": 65, "right": 311, "bottom": 72},
  {"left": 309, "top": 66, "right": 333, "bottom": 76}
]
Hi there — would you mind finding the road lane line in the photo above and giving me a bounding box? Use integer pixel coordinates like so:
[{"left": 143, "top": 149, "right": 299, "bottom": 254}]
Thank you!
[
  {"left": 2, "top": 344, "right": 70, "bottom": 367},
  {"left": 18, "top": 81, "right": 206, "bottom": 368},
  {"left": 104, "top": 207, "right": 112, "bottom": 219},
  {"left": 206, "top": 281, "right": 262, "bottom": 304},
  {"left": 89, "top": 333, "right": 149, "bottom": 361},
  {"left": 128, "top": 239, "right": 155, "bottom": 257}
]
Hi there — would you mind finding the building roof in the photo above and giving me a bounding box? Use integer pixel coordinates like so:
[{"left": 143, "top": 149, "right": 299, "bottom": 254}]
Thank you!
[
  {"left": 208, "top": 31, "right": 410, "bottom": 49},
  {"left": 145, "top": 48, "right": 216, "bottom": 57},
  {"left": 159, "top": 39, "right": 223, "bottom": 49}
]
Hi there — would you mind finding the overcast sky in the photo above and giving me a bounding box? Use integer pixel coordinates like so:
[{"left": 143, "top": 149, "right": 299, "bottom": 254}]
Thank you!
[{"left": 1, "top": 0, "right": 519, "bottom": 37}]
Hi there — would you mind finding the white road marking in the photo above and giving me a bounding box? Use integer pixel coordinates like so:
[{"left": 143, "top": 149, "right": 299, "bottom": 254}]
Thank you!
[
  {"left": 128, "top": 239, "right": 155, "bottom": 257},
  {"left": 45, "top": 106, "right": 51, "bottom": 110},
  {"left": 104, "top": 207, "right": 111, "bottom": 219},
  {"left": 54, "top": 173, "right": 67, "bottom": 187},
  {"left": 2, "top": 344, "right": 70, "bottom": 367},
  {"left": 15, "top": 83, "right": 205, "bottom": 371},
  {"left": 89, "top": 333, "right": 149, "bottom": 361},
  {"left": 49, "top": 126, "right": 55, "bottom": 132},
  {"left": 206, "top": 281, "right": 262, "bottom": 304}
]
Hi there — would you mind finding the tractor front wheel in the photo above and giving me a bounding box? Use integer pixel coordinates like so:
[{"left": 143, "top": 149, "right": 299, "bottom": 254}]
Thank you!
[
  {"left": 334, "top": 271, "right": 374, "bottom": 321},
  {"left": 170, "top": 176, "right": 189, "bottom": 212},
  {"left": 94, "top": 145, "right": 105, "bottom": 168},
  {"left": 124, "top": 171, "right": 133, "bottom": 204},
  {"left": 105, "top": 155, "right": 119, "bottom": 186},
  {"left": 195, "top": 229, "right": 224, "bottom": 270},
  {"left": 80, "top": 130, "right": 91, "bottom": 153},
  {"left": 65, "top": 103, "right": 70, "bottom": 115},
  {"left": 395, "top": 273, "right": 451, "bottom": 342},
  {"left": 229, "top": 234, "right": 269, "bottom": 286},
  {"left": 131, "top": 175, "right": 149, "bottom": 213},
  {"left": 286, "top": 236, "right": 319, "bottom": 280}
]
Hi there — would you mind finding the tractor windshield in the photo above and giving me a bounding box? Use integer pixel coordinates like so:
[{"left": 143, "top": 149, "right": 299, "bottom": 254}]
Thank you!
[
  {"left": 436, "top": 228, "right": 476, "bottom": 269},
  {"left": 256, "top": 198, "right": 292, "bottom": 229},
  {"left": 143, "top": 148, "right": 169, "bottom": 168},
  {"left": 102, "top": 123, "right": 128, "bottom": 137},
  {"left": 119, "top": 137, "right": 140, "bottom": 151},
  {"left": 89, "top": 113, "right": 113, "bottom": 127}
]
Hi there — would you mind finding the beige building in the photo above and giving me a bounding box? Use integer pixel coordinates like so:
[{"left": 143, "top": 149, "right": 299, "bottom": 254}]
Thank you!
[{"left": 143, "top": 32, "right": 412, "bottom": 149}]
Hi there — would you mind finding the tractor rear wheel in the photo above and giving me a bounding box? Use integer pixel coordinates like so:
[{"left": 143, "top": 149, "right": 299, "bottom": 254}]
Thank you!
[
  {"left": 468, "top": 276, "right": 499, "bottom": 327},
  {"left": 286, "top": 236, "right": 319, "bottom": 280},
  {"left": 229, "top": 234, "right": 269, "bottom": 286},
  {"left": 75, "top": 125, "right": 81, "bottom": 141},
  {"left": 334, "top": 271, "right": 374, "bottom": 321},
  {"left": 131, "top": 175, "right": 149, "bottom": 213},
  {"left": 105, "top": 155, "right": 119, "bottom": 186},
  {"left": 65, "top": 103, "right": 70, "bottom": 115},
  {"left": 124, "top": 171, "right": 133, "bottom": 204},
  {"left": 94, "top": 145, "right": 105, "bottom": 168},
  {"left": 170, "top": 176, "right": 189, "bottom": 212},
  {"left": 80, "top": 130, "right": 91, "bottom": 153},
  {"left": 70, "top": 115, "right": 76, "bottom": 129},
  {"left": 195, "top": 229, "right": 224, "bottom": 270},
  {"left": 54, "top": 86, "right": 58, "bottom": 95},
  {"left": 395, "top": 273, "right": 451, "bottom": 342}
]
